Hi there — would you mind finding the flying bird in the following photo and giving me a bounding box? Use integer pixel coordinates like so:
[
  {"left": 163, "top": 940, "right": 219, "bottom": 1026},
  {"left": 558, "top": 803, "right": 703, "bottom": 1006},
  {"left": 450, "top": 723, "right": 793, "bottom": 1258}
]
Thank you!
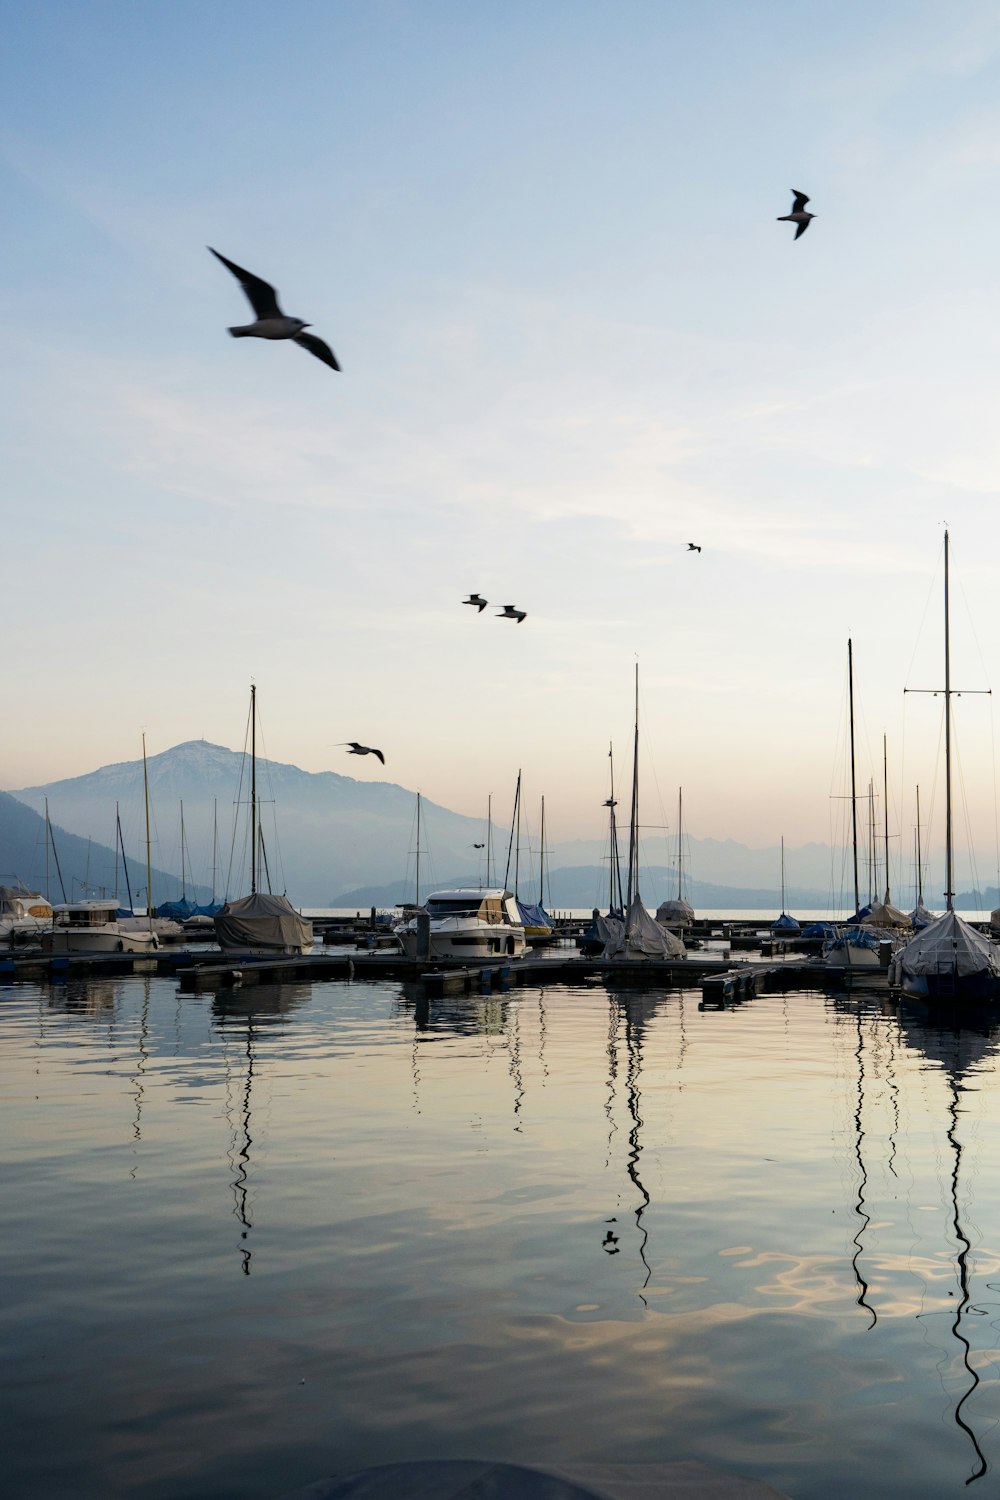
[
  {"left": 471, "top": 843, "right": 485, "bottom": 849},
  {"left": 463, "top": 593, "right": 488, "bottom": 612},
  {"left": 497, "top": 605, "right": 527, "bottom": 624},
  {"left": 338, "top": 742, "right": 385, "bottom": 765},
  {"left": 208, "top": 247, "right": 341, "bottom": 370},
  {"left": 687, "top": 543, "right": 702, "bottom": 553},
  {"left": 776, "top": 190, "right": 815, "bottom": 240}
]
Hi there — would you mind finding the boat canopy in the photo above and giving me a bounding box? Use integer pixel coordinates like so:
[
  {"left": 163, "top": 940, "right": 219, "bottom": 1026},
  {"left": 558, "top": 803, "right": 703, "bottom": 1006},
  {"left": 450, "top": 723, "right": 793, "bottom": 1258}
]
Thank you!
[
  {"left": 655, "top": 897, "right": 694, "bottom": 927},
  {"left": 516, "top": 899, "right": 552, "bottom": 931},
  {"left": 896, "top": 910, "right": 1000, "bottom": 980},
  {"left": 861, "top": 893, "right": 911, "bottom": 929},
  {"left": 155, "top": 897, "right": 197, "bottom": 920},
  {"left": 845, "top": 904, "right": 873, "bottom": 925},
  {"left": 603, "top": 896, "right": 685, "bottom": 959},
  {"left": 909, "top": 901, "right": 936, "bottom": 930},
  {"left": 771, "top": 912, "right": 801, "bottom": 933},
  {"left": 214, "top": 892, "right": 313, "bottom": 951}
]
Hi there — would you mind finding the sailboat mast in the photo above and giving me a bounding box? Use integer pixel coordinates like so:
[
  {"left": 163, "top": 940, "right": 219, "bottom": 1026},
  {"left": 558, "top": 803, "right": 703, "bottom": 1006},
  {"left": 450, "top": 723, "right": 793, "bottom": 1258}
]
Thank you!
[
  {"left": 504, "top": 771, "right": 521, "bottom": 891},
  {"left": 415, "top": 792, "right": 421, "bottom": 906},
  {"left": 944, "top": 530, "right": 954, "bottom": 912},
  {"left": 848, "top": 639, "right": 861, "bottom": 914},
  {"left": 627, "top": 665, "right": 639, "bottom": 907},
  {"left": 45, "top": 798, "right": 66, "bottom": 902},
  {"left": 781, "top": 834, "right": 786, "bottom": 914},
  {"left": 114, "top": 801, "right": 120, "bottom": 905},
  {"left": 250, "top": 684, "right": 257, "bottom": 897},
  {"left": 882, "top": 734, "right": 890, "bottom": 901},
  {"left": 117, "top": 806, "right": 134, "bottom": 913},
  {"left": 180, "top": 800, "right": 187, "bottom": 901},
  {"left": 487, "top": 793, "right": 493, "bottom": 887},
  {"left": 212, "top": 798, "right": 218, "bottom": 905},
  {"left": 916, "top": 785, "right": 923, "bottom": 905},
  {"left": 539, "top": 796, "right": 546, "bottom": 907},
  {"left": 515, "top": 777, "right": 521, "bottom": 896},
  {"left": 676, "top": 787, "right": 683, "bottom": 900},
  {"left": 142, "top": 733, "right": 153, "bottom": 928}
]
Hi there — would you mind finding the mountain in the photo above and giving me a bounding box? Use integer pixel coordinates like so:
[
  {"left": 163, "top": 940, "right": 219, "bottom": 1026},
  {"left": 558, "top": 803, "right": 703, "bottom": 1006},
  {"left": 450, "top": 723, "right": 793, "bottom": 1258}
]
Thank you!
[
  {"left": 332, "top": 867, "right": 834, "bottom": 911},
  {"left": 8, "top": 740, "right": 966, "bottom": 910},
  {"left": 0, "top": 790, "right": 208, "bottom": 906},
  {"left": 8, "top": 742, "right": 491, "bottom": 908}
]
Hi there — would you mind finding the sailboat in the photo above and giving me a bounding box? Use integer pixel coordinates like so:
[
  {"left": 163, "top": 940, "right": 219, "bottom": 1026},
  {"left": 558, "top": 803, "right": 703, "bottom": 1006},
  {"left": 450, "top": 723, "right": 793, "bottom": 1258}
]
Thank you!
[
  {"left": 893, "top": 532, "right": 1000, "bottom": 1002},
  {"left": 45, "top": 736, "right": 159, "bottom": 954},
  {"left": 603, "top": 668, "right": 685, "bottom": 961},
  {"left": 860, "top": 735, "right": 911, "bottom": 932},
  {"left": 822, "top": 643, "right": 894, "bottom": 971},
  {"left": 656, "top": 787, "right": 695, "bottom": 930},
  {"left": 580, "top": 745, "right": 626, "bottom": 957},
  {"left": 213, "top": 687, "right": 314, "bottom": 957},
  {"left": 908, "top": 785, "right": 936, "bottom": 929},
  {"left": 513, "top": 785, "right": 553, "bottom": 942},
  {"left": 770, "top": 836, "right": 800, "bottom": 935}
]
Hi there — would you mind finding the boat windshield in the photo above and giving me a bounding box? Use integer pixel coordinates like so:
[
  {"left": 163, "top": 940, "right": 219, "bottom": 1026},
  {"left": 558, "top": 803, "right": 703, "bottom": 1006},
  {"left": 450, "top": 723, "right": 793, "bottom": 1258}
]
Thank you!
[
  {"left": 426, "top": 899, "right": 485, "bottom": 919},
  {"left": 426, "top": 897, "right": 507, "bottom": 923}
]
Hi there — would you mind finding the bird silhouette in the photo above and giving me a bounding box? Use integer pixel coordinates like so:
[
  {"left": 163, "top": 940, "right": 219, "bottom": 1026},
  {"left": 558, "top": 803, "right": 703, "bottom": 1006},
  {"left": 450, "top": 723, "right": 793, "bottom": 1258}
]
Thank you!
[
  {"left": 471, "top": 843, "right": 485, "bottom": 849},
  {"left": 687, "top": 543, "right": 702, "bottom": 553},
  {"left": 338, "top": 742, "right": 385, "bottom": 765},
  {"left": 776, "top": 190, "right": 815, "bottom": 240},
  {"left": 497, "top": 604, "right": 527, "bottom": 624},
  {"left": 463, "top": 593, "right": 488, "bottom": 612},
  {"left": 208, "top": 248, "right": 340, "bottom": 370}
]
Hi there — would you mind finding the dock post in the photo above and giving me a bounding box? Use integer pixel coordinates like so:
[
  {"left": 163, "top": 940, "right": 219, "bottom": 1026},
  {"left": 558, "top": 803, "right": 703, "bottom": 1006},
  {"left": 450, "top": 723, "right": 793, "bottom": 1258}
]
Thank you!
[{"left": 416, "top": 912, "right": 431, "bottom": 961}]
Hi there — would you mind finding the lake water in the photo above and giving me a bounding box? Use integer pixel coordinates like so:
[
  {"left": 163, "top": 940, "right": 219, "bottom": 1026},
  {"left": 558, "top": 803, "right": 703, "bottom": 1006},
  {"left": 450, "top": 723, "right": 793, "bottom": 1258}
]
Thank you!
[{"left": 4, "top": 969, "right": 1000, "bottom": 1499}]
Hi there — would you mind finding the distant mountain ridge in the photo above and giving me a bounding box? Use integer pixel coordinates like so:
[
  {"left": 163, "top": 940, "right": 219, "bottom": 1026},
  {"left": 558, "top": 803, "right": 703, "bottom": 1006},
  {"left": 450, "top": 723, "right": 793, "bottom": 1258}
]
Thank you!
[{"left": 5, "top": 740, "right": 975, "bottom": 910}]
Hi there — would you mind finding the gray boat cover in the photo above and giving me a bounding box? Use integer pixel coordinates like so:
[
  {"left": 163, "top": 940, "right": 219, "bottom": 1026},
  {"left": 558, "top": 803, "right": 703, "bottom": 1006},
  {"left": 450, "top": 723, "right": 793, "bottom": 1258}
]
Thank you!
[
  {"left": 604, "top": 896, "right": 686, "bottom": 958},
  {"left": 655, "top": 897, "right": 695, "bottom": 927},
  {"left": 214, "top": 892, "right": 313, "bottom": 952},
  {"left": 897, "top": 909, "right": 1000, "bottom": 979},
  {"left": 909, "top": 900, "right": 936, "bottom": 929},
  {"left": 276, "top": 1459, "right": 792, "bottom": 1500},
  {"left": 861, "top": 891, "right": 911, "bottom": 929}
]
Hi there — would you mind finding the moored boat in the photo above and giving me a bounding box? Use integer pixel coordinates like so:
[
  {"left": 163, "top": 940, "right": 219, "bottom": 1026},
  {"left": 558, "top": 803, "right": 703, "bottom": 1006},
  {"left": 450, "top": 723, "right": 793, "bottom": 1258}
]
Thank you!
[
  {"left": 394, "top": 888, "right": 526, "bottom": 960},
  {"left": 0, "top": 885, "right": 54, "bottom": 944},
  {"left": 42, "top": 899, "right": 158, "bottom": 953}
]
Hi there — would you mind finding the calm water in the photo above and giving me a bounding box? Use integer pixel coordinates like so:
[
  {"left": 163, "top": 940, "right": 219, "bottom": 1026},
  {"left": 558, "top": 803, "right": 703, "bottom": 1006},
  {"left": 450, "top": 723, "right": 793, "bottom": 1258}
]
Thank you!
[{"left": 4, "top": 973, "right": 1000, "bottom": 1499}]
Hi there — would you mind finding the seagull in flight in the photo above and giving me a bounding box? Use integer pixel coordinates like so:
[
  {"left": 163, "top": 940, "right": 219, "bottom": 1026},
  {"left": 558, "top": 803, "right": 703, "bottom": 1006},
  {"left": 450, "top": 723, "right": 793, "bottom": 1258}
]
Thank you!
[
  {"left": 497, "top": 605, "right": 527, "bottom": 624},
  {"left": 463, "top": 593, "right": 488, "bottom": 612},
  {"left": 777, "top": 190, "right": 815, "bottom": 240},
  {"left": 208, "top": 248, "right": 341, "bottom": 370},
  {"left": 686, "top": 543, "right": 702, "bottom": 553},
  {"left": 338, "top": 742, "right": 385, "bottom": 765}
]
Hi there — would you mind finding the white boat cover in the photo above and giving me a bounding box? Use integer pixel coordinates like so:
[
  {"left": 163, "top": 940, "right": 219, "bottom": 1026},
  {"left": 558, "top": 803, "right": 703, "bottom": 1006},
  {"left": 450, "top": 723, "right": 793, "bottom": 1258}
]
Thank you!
[
  {"left": 214, "top": 892, "right": 313, "bottom": 952},
  {"left": 656, "top": 897, "right": 695, "bottom": 927},
  {"left": 991, "top": 906, "right": 1000, "bottom": 930},
  {"left": 897, "top": 909, "right": 1000, "bottom": 979},
  {"left": 276, "top": 1459, "right": 792, "bottom": 1500},
  {"left": 604, "top": 896, "right": 686, "bottom": 959},
  {"left": 862, "top": 892, "right": 912, "bottom": 929}
]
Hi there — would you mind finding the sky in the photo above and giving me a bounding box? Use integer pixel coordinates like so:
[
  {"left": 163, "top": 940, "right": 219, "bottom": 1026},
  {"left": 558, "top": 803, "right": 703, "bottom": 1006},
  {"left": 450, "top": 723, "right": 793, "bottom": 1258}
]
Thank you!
[{"left": 6, "top": 0, "right": 1000, "bottom": 888}]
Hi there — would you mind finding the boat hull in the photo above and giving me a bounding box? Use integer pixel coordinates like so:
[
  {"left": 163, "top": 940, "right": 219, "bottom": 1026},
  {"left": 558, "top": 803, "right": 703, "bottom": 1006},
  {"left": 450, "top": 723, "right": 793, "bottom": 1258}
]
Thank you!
[
  {"left": 398, "top": 924, "right": 526, "bottom": 961},
  {"left": 43, "top": 927, "right": 158, "bottom": 954}
]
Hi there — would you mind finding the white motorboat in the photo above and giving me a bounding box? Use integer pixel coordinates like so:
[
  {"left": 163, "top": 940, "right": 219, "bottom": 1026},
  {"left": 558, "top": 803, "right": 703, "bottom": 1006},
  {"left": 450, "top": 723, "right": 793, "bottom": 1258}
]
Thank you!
[
  {"left": 0, "top": 886, "right": 54, "bottom": 944},
  {"left": 395, "top": 888, "right": 526, "bottom": 960},
  {"left": 42, "top": 900, "right": 159, "bottom": 954}
]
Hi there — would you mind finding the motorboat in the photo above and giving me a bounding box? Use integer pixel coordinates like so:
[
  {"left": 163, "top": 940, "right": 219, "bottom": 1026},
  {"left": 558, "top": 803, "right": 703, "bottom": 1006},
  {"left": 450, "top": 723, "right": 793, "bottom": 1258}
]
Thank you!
[
  {"left": 0, "top": 886, "right": 54, "bottom": 945},
  {"left": 42, "top": 900, "right": 159, "bottom": 953},
  {"left": 394, "top": 888, "right": 526, "bottom": 960}
]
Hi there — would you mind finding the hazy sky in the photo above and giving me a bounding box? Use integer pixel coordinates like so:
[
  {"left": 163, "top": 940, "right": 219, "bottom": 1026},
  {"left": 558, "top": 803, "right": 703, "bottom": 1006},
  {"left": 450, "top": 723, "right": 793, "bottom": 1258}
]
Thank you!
[{"left": 5, "top": 1, "right": 1000, "bottom": 883}]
